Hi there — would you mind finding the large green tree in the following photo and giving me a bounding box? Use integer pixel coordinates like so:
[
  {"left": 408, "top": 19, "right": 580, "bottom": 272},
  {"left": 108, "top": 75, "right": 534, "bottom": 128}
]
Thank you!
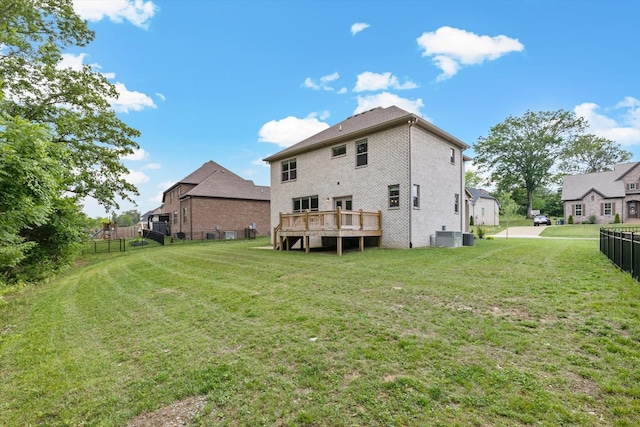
[
  {"left": 474, "top": 110, "right": 586, "bottom": 218},
  {"left": 558, "top": 134, "right": 632, "bottom": 174},
  {"left": 0, "top": 0, "right": 140, "bottom": 211}
]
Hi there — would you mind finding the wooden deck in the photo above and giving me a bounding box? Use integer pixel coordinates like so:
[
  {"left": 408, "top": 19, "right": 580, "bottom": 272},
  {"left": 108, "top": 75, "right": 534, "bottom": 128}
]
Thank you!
[{"left": 274, "top": 208, "right": 383, "bottom": 256}]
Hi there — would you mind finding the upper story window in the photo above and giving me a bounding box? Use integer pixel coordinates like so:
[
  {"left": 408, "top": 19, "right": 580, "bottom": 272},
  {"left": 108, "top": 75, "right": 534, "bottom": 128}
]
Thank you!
[
  {"left": 183, "top": 207, "right": 188, "bottom": 223},
  {"left": 629, "top": 183, "right": 637, "bottom": 190},
  {"left": 281, "top": 159, "right": 297, "bottom": 182},
  {"left": 173, "top": 211, "right": 178, "bottom": 225},
  {"left": 293, "top": 196, "right": 319, "bottom": 213},
  {"left": 575, "top": 204, "right": 583, "bottom": 216},
  {"left": 454, "top": 193, "right": 460, "bottom": 213},
  {"left": 356, "top": 139, "right": 368, "bottom": 167},
  {"left": 389, "top": 185, "right": 400, "bottom": 208},
  {"left": 332, "top": 145, "right": 346, "bottom": 158},
  {"left": 450, "top": 148, "right": 455, "bottom": 164},
  {"left": 412, "top": 184, "right": 420, "bottom": 208}
]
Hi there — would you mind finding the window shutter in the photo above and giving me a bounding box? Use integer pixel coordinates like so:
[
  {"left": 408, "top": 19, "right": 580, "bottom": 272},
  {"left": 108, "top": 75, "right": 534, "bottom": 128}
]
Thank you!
[
  {"left": 612, "top": 203, "right": 616, "bottom": 215},
  {"left": 600, "top": 203, "right": 604, "bottom": 216},
  {"left": 572, "top": 204, "right": 575, "bottom": 216}
]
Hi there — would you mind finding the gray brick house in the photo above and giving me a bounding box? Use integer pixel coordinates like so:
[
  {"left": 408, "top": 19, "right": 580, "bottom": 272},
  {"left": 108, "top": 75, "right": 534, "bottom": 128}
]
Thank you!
[
  {"left": 263, "top": 106, "right": 469, "bottom": 250},
  {"left": 161, "top": 161, "right": 270, "bottom": 239},
  {"left": 561, "top": 162, "right": 640, "bottom": 224}
]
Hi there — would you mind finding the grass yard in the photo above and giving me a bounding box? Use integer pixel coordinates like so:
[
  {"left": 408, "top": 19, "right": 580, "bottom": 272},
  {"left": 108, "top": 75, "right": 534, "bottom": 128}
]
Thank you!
[
  {"left": 541, "top": 223, "right": 636, "bottom": 239},
  {"left": 1, "top": 237, "right": 639, "bottom": 426}
]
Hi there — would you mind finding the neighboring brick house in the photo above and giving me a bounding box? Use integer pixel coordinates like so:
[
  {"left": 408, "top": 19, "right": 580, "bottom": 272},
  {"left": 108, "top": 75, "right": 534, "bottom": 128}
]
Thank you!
[
  {"left": 468, "top": 188, "right": 500, "bottom": 226},
  {"left": 561, "top": 162, "right": 640, "bottom": 224},
  {"left": 263, "top": 106, "right": 469, "bottom": 250},
  {"left": 161, "top": 161, "right": 270, "bottom": 239}
]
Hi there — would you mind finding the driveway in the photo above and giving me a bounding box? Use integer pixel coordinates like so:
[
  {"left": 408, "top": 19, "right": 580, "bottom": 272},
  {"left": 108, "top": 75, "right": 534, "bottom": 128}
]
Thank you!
[{"left": 493, "top": 226, "right": 547, "bottom": 238}]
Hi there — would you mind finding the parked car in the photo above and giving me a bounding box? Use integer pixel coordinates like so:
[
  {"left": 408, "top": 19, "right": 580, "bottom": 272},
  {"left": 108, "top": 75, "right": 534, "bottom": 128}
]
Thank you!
[{"left": 533, "top": 214, "right": 551, "bottom": 226}]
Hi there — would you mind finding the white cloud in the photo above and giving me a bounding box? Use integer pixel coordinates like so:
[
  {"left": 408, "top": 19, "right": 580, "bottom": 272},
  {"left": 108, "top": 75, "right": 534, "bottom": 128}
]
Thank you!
[
  {"left": 122, "top": 148, "right": 148, "bottom": 161},
  {"left": 57, "top": 53, "right": 156, "bottom": 113},
  {"left": 251, "top": 158, "right": 269, "bottom": 167},
  {"left": 574, "top": 98, "right": 640, "bottom": 146},
  {"left": 144, "top": 163, "right": 161, "bottom": 170},
  {"left": 72, "top": 0, "right": 157, "bottom": 29},
  {"left": 259, "top": 113, "right": 330, "bottom": 147},
  {"left": 417, "top": 26, "right": 524, "bottom": 81},
  {"left": 109, "top": 82, "right": 156, "bottom": 113},
  {"left": 124, "top": 170, "right": 150, "bottom": 185},
  {"left": 354, "top": 92, "right": 427, "bottom": 118},
  {"left": 351, "top": 22, "right": 370, "bottom": 36},
  {"left": 353, "top": 71, "right": 418, "bottom": 92},
  {"left": 155, "top": 92, "right": 166, "bottom": 101},
  {"left": 303, "top": 72, "right": 341, "bottom": 91},
  {"left": 57, "top": 53, "right": 87, "bottom": 70}
]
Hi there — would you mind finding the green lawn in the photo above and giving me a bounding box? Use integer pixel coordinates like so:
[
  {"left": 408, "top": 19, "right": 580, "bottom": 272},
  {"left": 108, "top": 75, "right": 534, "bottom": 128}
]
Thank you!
[
  {"left": 541, "top": 223, "right": 637, "bottom": 239},
  {"left": 1, "top": 237, "right": 639, "bottom": 426}
]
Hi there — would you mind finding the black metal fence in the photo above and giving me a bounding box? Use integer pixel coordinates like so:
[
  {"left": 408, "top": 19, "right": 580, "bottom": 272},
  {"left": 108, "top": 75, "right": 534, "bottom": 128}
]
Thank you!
[
  {"left": 600, "top": 227, "right": 640, "bottom": 281},
  {"left": 82, "top": 228, "right": 261, "bottom": 255}
]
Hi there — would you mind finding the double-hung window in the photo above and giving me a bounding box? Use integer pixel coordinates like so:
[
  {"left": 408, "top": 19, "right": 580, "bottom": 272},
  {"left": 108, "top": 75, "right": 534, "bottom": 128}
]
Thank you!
[
  {"left": 356, "top": 139, "right": 368, "bottom": 167},
  {"left": 183, "top": 207, "right": 188, "bottom": 223},
  {"left": 389, "top": 185, "right": 400, "bottom": 208},
  {"left": 173, "top": 211, "right": 178, "bottom": 225},
  {"left": 603, "top": 202, "right": 612, "bottom": 215},
  {"left": 454, "top": 193, "right": 460, "bottom": 213},
  {"left": 293, "top": 196, "right": 319, "bottom": 213},
  {"left": 281, "top": 159, "right": 297, "bottom": 182},
  {"left": 450, "top": 148, "right": 455, "bottom": 164},
  {"left": 575, "top": 204, "right": 583, "bottom": 216}
]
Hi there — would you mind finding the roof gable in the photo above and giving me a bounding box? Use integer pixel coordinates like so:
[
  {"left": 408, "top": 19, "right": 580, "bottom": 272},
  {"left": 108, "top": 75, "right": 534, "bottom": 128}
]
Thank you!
[
  {"left": 560, "top": 163, "right": 639, "bottom": 201},
  {"left": 264, "top": 105, "right": 468, "bottom": 162},
  {"left": 467, "top": 188, "right": 499, "bottom": 204},
  {"left": 182, "top": 169, "right": 270, "bottom": 201}
]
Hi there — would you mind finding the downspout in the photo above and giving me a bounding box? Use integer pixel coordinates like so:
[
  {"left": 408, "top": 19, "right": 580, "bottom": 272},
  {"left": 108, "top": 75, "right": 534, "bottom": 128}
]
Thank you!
[
  {"left": 189, "top": 196, "right": 193, "bottom": 239},
  {"left": 408, "top": 118, "right": 417, "bottom": 248},
  {"left": 460, "top": 151, "right": 464, "bottom": 231}
]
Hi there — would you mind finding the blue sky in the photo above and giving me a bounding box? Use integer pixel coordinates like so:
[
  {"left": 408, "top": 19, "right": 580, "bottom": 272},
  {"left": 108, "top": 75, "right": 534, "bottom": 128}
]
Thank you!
[{"left": 68, "top": 0, "right": 640, "bottom": 218}]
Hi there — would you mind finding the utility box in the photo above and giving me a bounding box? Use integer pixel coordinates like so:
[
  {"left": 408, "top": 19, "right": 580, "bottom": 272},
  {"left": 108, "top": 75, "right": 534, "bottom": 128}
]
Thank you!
[
  {"left": 435, "top": 231, "right": 463, "bottom": 248},
  {"left": 463, "top": 233, "right": 475, "bottom": 246}
]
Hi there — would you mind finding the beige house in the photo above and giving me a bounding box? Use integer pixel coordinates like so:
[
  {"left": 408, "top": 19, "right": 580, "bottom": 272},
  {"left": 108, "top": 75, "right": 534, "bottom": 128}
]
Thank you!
[
  {"left": 561, "top": 162, "right": 640, "bottom": 224},
  {"left": 468, "top": 188, "right": 500, "bottom": 226},
  {"left": 263, "top": 106, "right": 469, "bottom": 252}
]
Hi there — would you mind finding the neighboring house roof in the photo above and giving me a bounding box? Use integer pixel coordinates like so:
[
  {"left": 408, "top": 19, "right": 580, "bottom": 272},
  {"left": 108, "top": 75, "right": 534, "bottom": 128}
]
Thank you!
[
  {"left": 140, "top": 210, "right": 155, "bottom": 222},
  {"left": 467, "top": 188, "right": 499, "bottom": 205},
  {"left": 163, "top": 160, "right": 270, "bottom": 202},
  {"left": 264, "top": 105, "right": 468, "bottom": 162},
  {"left": 561, "top": 162, "right": 640, "bottom": 201}
]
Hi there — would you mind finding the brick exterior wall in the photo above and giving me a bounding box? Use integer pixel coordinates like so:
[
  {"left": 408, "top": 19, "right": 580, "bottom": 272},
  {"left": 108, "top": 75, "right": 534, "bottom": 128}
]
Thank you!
[
  {"left": 564, "top": 192, "right": 622, "bottom": 224},
  {"left": 178, "top": 197, "right": 270, "bottom": 239},
  {"left": 269, "top": 123, "right": 466, "bottom": 248}
]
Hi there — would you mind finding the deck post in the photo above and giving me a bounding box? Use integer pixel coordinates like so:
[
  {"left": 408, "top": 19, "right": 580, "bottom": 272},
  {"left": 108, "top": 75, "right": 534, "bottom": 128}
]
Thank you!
[
  {"left": 337, "top": 207, "right": 342, "bottom": 229},
  {"left": 279, "top": 235, "right": 284, "bottom": 251},
  {"left": 359, "top": 236, "right": 364, "bottom": 252},
  {"left": 337, "top": 235, "right": 343, "bottom": 256},
  {"left": 359, "top": 209, "right": 364, "bottom": 230},
  {"left": 305, "top": 236, "right": 310, "bottom": 254},
  {"left": 305, "top": 210, "right": 309, "bottom": 231}
]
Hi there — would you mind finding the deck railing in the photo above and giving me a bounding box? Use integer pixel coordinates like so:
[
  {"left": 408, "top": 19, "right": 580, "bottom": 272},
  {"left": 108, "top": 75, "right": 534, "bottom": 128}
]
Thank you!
[{"left": 278, "top": 208, "right": 382, "bottom": 232}]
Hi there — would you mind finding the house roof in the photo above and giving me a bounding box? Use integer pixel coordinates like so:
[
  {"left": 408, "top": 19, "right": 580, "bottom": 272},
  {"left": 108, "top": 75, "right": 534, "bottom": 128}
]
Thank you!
[
  {"left": 163, "top": 160, "right": 270, "bottom": 202},
  {"left": 467, "top": 188, "right": 499, "bottom": 205},
  {"left": 263, "top": 105, "right": 468, "bottom": 163},
  {"left": 561, "top": 162, "right": 639, "bottom": 201}
]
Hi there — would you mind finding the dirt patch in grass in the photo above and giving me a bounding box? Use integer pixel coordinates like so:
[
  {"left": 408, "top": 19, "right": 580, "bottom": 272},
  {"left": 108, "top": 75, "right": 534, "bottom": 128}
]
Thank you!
[{"left": 127, "top": 395, "right": 206, "bottom": 427}]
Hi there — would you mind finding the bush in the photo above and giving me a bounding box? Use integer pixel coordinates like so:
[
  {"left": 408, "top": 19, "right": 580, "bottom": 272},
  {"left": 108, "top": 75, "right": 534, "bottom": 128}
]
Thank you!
[
  {"left": 614, "top": 213, "right": 621, "bottom": 224},
  {"left": 476, "top": 226, "right": 486, "bottom": 239},
  {"left": 470, "top": 216, "right": 474, "bottom": 226},
  {"left": 568, "top": 215, "right": 574, "bottom": 225},
  {"left": 588, "top": 215, "right": 597, "bottom": 224}
]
